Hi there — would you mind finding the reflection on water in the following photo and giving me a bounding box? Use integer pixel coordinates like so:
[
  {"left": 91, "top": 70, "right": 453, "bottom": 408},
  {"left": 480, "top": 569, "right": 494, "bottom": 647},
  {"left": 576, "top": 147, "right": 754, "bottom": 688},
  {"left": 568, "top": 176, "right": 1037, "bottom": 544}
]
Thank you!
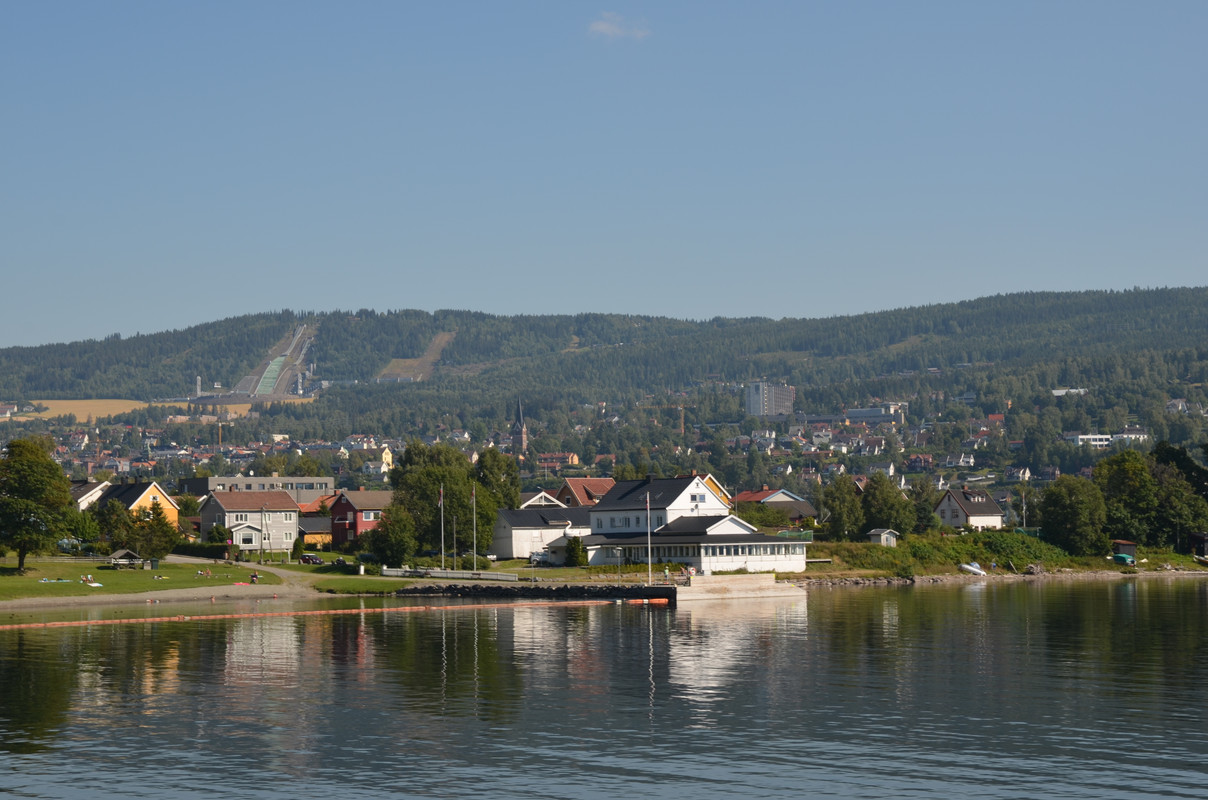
[{"left": 2, "top": 580, "right": 1208, "bottom": 799}]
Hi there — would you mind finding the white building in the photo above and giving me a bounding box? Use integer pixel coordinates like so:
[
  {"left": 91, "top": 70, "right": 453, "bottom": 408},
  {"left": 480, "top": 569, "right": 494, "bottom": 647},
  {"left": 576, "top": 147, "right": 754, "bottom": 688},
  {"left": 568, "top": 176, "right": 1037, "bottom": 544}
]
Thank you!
[{"left": 544, "top": 475, "right": 807, "bottom": 574}]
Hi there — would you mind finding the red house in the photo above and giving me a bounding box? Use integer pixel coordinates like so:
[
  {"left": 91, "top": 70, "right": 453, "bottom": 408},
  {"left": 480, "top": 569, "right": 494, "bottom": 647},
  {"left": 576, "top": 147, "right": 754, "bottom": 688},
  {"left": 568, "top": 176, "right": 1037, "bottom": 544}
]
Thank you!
[{"left": 330, "top": 489, "right": 394, "bottom": 547}]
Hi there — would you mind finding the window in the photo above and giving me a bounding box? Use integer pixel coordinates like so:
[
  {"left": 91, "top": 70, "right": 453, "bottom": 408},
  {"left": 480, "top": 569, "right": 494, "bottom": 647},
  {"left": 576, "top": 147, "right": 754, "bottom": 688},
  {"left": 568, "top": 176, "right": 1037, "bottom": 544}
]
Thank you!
[
  {"left": 233, "top": 513, "right": 248, "bottom": 523},
  {"left": 595, "top": 518, "right": 603, "bottom": 529},
  {"left": 363, "top": 510, "right": 381, "bottom": 521},
  {"left": 241, "top": 535, "right": 253, "bottom": 545},
  {"left": 284, "top": 512, "right": 294, "bottom": 522}
]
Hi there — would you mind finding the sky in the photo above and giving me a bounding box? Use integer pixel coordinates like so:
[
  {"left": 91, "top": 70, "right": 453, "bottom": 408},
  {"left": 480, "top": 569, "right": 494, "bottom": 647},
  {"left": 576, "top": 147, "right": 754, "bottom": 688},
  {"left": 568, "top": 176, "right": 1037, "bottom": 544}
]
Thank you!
[{"left": 3, "top": 2, "right": 1206, "bottom": 348}]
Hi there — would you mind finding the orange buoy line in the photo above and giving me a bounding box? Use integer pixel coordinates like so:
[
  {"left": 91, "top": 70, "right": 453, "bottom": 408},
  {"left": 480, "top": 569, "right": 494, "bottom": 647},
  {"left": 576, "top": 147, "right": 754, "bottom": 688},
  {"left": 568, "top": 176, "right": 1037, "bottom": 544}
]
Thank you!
[{"left": 0, "top": 597, "right": 669, "bottom": 631}]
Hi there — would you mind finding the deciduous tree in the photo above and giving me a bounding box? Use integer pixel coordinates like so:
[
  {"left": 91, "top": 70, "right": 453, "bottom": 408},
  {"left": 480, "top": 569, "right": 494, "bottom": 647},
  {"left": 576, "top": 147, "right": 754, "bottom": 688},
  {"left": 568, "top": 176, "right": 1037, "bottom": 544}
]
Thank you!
[
  {"left": 1041, "top": 475, "right": 1107, "bottom": 556},
  {"left": 0, "top": 438, "right": 72, "bottom": 571}
]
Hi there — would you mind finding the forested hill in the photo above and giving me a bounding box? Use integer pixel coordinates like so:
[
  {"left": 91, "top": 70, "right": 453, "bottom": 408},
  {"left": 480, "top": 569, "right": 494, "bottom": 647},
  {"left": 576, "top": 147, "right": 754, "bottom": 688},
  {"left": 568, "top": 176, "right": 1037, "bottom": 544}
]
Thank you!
[{"left": 2, "top": 288, "right": 1208, "bottom": 413}]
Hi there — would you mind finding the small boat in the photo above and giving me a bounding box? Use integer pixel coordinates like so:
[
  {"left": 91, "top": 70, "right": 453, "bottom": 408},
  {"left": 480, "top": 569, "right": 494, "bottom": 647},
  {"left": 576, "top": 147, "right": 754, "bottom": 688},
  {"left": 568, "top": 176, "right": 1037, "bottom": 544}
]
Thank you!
[
  {"left": 959, "top": 562, "right": 987, "bottom": 576},
  {"left": 1193, "top": 554, "right": 1208, "bottom": 567},
  {"left": 1112, "top": 553, "right": 1136, "bottom": 566}
]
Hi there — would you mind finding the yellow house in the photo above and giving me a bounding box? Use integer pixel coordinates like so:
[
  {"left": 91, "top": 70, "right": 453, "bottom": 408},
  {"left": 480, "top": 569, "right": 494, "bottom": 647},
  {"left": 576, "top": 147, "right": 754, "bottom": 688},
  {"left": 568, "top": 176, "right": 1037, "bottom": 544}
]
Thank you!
[{"left": 89, "top": 480, "right": 181, "bottom": 528}]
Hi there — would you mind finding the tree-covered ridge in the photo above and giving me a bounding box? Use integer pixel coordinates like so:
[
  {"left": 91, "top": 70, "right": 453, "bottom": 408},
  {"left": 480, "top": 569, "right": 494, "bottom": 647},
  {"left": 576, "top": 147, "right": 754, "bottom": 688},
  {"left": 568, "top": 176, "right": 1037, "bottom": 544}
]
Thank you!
[
  {"left": 3, "top": 288, "right": 1208, "bottom": 410},
  {"left": 0, "top": 312, "right": 301, "bottom": 401}
]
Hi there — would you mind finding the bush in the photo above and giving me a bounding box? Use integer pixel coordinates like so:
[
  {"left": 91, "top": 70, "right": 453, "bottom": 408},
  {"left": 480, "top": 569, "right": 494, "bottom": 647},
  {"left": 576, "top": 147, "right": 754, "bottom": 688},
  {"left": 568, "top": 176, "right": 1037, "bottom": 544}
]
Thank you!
[{"left": 173, "top": 542, "right": 230, "bottom": 560}]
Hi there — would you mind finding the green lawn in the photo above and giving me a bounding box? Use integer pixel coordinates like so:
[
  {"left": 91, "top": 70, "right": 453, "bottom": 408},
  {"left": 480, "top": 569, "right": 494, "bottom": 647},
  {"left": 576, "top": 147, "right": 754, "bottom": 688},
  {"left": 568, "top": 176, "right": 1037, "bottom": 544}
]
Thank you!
[
  {"left": 0, "top": 559, "right": 280, "bottom": 601},
  {"left": 313, "top": 577, "right": 415, "bottom": 594}
]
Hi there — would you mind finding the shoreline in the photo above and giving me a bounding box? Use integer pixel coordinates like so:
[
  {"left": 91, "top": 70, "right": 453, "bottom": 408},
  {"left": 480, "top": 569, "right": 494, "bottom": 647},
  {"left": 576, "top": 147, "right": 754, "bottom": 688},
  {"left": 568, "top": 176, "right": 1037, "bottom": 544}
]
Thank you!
[{"left": 3, "top": 564, "right": 1206, "bottom": 613}]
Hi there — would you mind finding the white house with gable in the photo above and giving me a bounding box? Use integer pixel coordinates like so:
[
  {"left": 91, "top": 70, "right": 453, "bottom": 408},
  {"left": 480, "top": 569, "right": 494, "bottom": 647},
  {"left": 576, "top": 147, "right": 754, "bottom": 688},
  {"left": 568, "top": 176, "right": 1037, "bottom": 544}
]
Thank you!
[{"left": 541, "top": 475, "right": 807, "bottom": 574}]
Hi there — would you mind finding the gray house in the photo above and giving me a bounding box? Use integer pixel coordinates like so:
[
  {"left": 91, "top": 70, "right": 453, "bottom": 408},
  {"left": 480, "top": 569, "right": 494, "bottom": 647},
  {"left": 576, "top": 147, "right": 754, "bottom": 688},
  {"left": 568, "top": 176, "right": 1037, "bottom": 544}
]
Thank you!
[{"left": 199, "top": 490, "right": 301, "bottom": 558}]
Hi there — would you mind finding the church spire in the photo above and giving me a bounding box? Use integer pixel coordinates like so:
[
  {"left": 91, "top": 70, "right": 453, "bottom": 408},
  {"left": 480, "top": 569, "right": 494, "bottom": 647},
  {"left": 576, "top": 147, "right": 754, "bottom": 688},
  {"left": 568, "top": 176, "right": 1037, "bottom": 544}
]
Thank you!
[{"left": 511, "top": 398, "right": 528, "bottom": 459}]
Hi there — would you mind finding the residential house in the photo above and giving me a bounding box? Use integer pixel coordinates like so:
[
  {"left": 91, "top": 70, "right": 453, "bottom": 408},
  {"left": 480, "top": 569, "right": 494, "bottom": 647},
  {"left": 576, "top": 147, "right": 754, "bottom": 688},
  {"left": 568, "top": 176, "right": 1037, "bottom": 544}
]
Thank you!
[
  {"left": 1037, "top": 466, "right": 1061, "bottom": 482},
  {"left": 520, "top": 490, "right": 565, "bottom": 508},
  {"left": 535, "top": 452, "right": 581, "bottom": 472},
  {"left": 198, "top": 491, "right": 300, "bottom": 555},
  {"left": 945, "top": 453, "right": 976, "bottom": 468},
  {"left": 329, "top": 489, "right": 395, "bottom": 547},
  {"left": 934, "top": 487, "right": 1005, "bottom": 531},
  {"left": 1005, "top": 466, "right": 1031, "bottom": 482},
  {"left": 297, "top": 493, "right": 339, "bottom": 549},
  {"left": 732, "top": 485, "right": 818, "bottom": 526},
  {"left": 554, "top": 477, "right": 616, "bottom": 507},
  {"left": 491, "top": 507, "right": 592, "bottom": 560},
  {"left": 69, "top": 479, "right": 112, "bottom": 512},
  {"left": 87, "top": 480, "right": 180, "bottom": 528}
]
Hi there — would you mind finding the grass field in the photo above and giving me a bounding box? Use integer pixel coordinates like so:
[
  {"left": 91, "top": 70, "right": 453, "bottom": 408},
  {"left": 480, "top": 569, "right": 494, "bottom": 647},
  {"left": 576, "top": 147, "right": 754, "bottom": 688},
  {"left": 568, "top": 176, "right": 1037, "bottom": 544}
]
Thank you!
[
  {"left": 18, "top": 399, "right": 163, "bottom": 420},
  {"left": 377, "top": 330, "right": 456, "bottom": 382},
  {"left": 0, "top": 560, "right": 279, "bottom": 601},
  {"left": 312, "top": 577, "right": 415, "bottom": 594}
]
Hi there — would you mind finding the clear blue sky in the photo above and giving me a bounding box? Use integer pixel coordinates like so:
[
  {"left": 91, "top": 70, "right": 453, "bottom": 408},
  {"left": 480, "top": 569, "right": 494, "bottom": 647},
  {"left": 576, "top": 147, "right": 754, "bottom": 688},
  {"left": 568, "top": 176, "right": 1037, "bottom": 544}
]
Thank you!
[{"left": 3, "top": 2, "right": 1205, "bottom": 348}]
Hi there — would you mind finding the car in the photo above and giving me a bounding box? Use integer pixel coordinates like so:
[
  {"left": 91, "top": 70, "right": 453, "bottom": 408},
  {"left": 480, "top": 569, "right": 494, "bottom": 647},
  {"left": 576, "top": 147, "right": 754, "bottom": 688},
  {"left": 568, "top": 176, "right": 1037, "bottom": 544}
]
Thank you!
[{"left": 299, "top": 554, "right": 324, "bottom": 565}]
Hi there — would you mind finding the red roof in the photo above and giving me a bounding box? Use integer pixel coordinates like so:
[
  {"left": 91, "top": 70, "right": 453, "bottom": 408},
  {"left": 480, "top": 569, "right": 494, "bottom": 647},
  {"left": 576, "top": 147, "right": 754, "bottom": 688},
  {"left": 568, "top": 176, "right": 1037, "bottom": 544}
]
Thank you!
[
  {"left": 558, "top": 478, "right": 616, "bottom": 506},
  {"left": 733, "top": 489, "right": 776, "bottom": 504},
  {"left": 299, "top": 493, "right": 340, "bottom": 514}
]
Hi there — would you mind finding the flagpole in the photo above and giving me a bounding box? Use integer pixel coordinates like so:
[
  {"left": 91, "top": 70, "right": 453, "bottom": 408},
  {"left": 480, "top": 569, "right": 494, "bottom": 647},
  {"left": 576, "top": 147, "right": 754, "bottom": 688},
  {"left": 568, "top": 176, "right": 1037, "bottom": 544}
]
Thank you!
[
  {"left": 472, "top": 485, "right": 477, "bottom": 570},
  {"left": 440, "top": 483, "right": 445, "bottom": 571},
  {"left": 646, "top": 491, "right": 652, "bottom": 586}
]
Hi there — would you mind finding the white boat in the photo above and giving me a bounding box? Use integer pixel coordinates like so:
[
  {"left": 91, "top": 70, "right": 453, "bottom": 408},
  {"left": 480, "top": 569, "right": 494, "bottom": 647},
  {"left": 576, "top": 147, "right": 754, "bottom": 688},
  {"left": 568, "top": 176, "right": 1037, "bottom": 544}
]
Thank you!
[{"left": 959, "top": 562, "right": 987, "bottom": 576}]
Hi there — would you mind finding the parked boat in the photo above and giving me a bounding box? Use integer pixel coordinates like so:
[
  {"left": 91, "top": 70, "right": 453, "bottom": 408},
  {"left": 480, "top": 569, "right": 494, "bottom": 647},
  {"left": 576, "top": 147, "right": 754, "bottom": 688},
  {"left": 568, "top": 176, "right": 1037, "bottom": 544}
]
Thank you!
[
  {"left": 1112, "top": 553, "right": 1136, "bottom": 566},
  {"left": 960, "top": 562, "right": 988, "bottom": 576},
  {"left": 1192, "top": 554, "right": 1208, "bottom": 567}
]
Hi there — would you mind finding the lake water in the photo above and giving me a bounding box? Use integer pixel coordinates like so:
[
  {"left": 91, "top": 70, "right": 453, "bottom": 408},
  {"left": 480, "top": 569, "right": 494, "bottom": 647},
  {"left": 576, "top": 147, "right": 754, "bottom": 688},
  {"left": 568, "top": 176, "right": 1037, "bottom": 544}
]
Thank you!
[{"left": 2, "top": 576, "right": 1207, "bottom": 799}]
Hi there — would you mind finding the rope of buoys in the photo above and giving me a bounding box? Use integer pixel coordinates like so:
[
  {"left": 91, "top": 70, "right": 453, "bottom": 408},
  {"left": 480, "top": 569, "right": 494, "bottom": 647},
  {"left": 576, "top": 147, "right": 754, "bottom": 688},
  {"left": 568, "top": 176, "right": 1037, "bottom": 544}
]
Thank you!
[{"left": 0, "top": 597, "right": 665, "bottom": 631}]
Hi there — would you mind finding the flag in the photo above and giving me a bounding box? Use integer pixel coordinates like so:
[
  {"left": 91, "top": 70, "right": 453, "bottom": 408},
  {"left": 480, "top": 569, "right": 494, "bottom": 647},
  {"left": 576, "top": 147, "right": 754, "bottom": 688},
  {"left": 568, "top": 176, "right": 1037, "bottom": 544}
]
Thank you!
[{"left": 439, "top": 485, "right": 443, "bottom": 508}]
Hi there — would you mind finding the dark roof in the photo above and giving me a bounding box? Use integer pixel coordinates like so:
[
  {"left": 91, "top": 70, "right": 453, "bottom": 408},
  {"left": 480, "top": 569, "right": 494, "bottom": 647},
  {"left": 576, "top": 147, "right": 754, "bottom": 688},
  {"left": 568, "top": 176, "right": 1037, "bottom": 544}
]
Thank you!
[
  {"left": 69, "top": 479, "right": 109, "bottom": 502},
  {"left": 764, "top": 497, "right": 818, "bottom": 519},
  {"left": 497, "top": 508, "right": 592, "bottom": 528},
  {"left": 592, "top": 477, "right": 697, "bottom": 512},
  {"left": 656, "top": 515, "right": 732, "bottom": 534},
  {"left": 333, "top": 490, "right": 395, "bottom": 510},
  {"left": 939, "top": 488, "right": 1003, "bottom": 517},
  {"left": 298, "top": 517, "right": 332, "bottom": 534}
]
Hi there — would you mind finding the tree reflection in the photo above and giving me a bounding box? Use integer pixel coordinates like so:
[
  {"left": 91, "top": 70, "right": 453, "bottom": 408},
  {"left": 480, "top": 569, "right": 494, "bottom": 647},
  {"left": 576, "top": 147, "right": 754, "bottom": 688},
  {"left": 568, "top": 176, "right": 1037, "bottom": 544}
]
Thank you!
[
  {"left": 372, "top": 610, "right": 523, "bottom": 721},
  {"left": 0, "top": 631, "right": 79, "bottom": 754}
]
